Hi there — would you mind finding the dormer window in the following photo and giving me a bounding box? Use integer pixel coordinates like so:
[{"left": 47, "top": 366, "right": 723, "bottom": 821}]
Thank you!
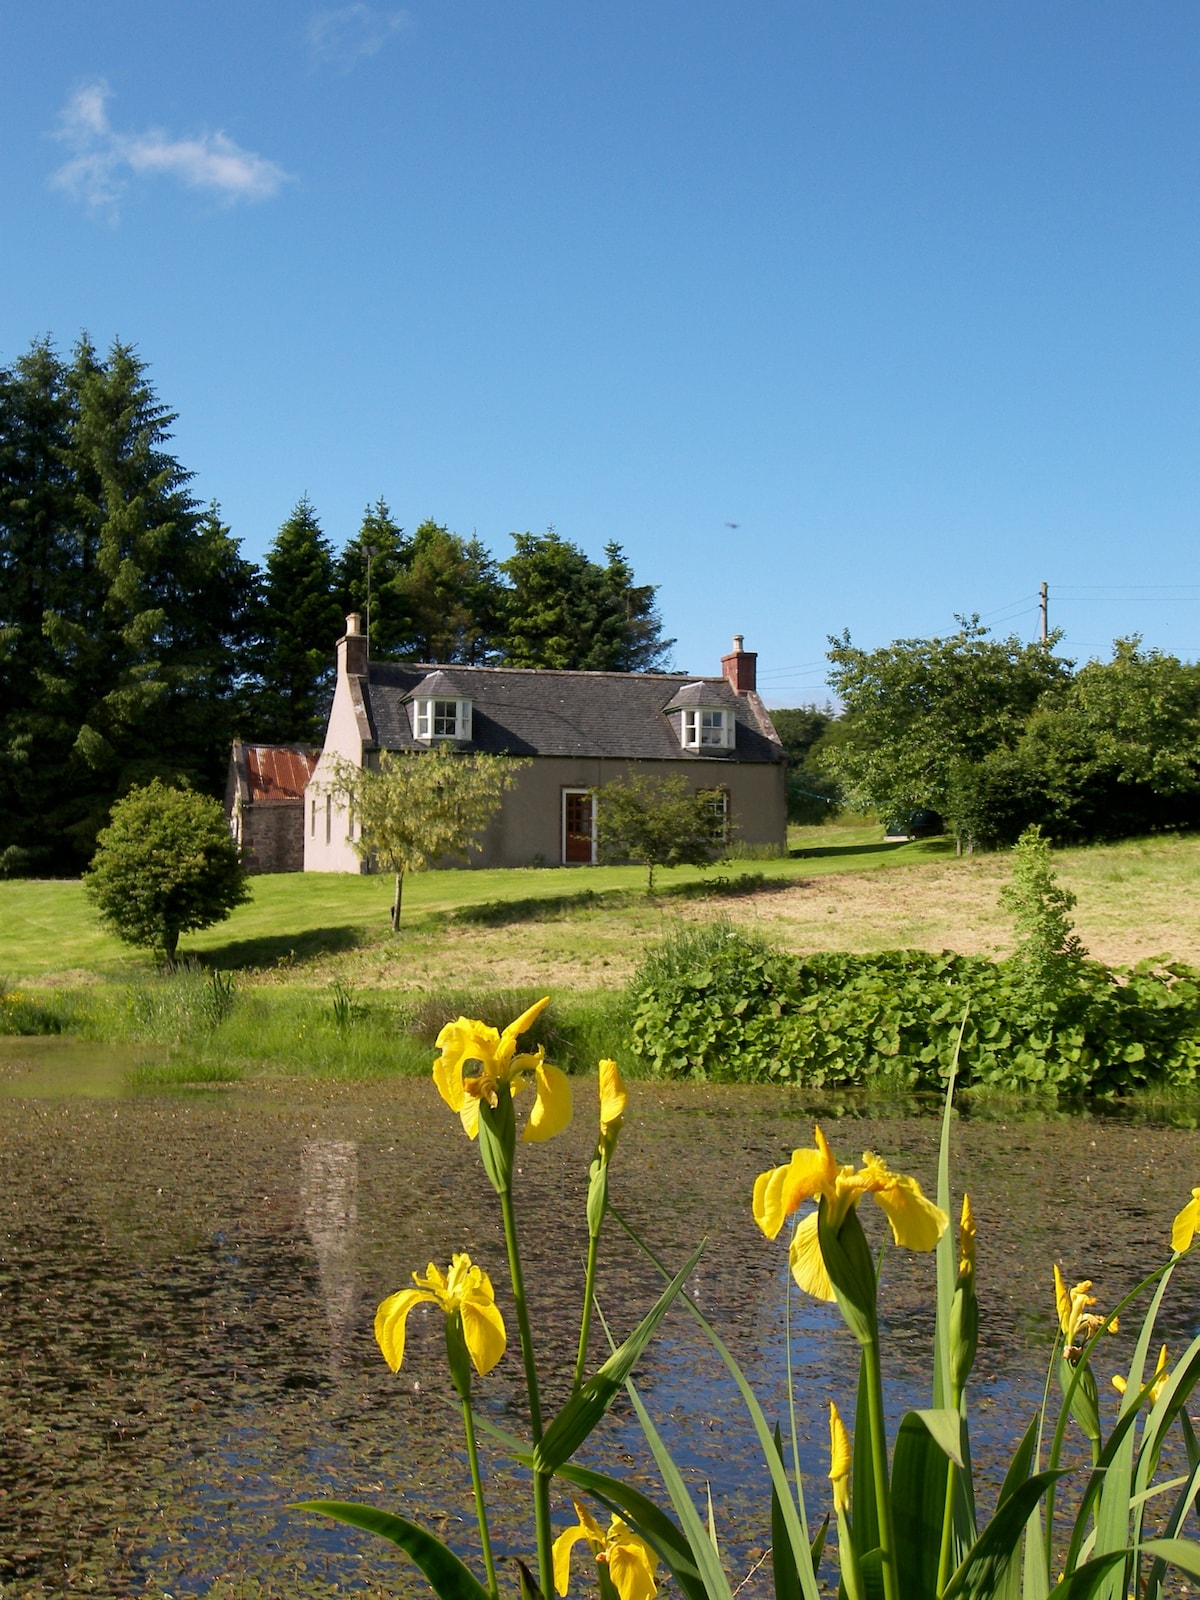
[
  {"left": 412, "top": 697, "right": 472, "bottom": 742},
  {"left": 681, "top": 707, "right": 734, "bottom": 750}
]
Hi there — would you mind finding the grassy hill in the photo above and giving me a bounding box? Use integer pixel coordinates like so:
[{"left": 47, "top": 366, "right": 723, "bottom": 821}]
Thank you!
[{"left": 3, "top": 824, "right": 1198, "bottom": 991}]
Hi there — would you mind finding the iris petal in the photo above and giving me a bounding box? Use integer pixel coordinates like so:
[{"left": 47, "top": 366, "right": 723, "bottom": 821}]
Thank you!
[
  {"left": 522, "top": 1060, "right": 574, "bottom": 1143},
  {"left": 374, "top": 1287, "right": 436, "bottom": 1372},
  {"left": 607, "top": 1529, "right": 658, "bottom": 1600},
  {"left": 599, "top": 1058, "right": 628, "bottom": 1135},
  {"left": 871, "top": 1172, "right": 949, "bottom": 1251},
  {"left": 552, "top": 1524, "right": 594, "bottom": 1596},
  {"left": 1172, "top": 1189, "right": 1200, "bottom": 1253},
  {"left": 789, "top": 1212, "right": 835, "bottom": 1302},
  {"left": 461, "top": 1297, "right": 507, "bottom": 1374}
]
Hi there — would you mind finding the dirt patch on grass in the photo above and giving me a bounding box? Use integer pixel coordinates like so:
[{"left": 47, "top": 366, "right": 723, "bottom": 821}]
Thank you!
[{"left": 676, "top": 847, "right": 1200, "bottom": 969}]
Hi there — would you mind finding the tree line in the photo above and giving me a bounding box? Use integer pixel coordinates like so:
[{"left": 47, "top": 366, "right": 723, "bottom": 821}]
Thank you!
[
  {"left": 0, "top": 336, "right": 673, "bottom": 875},
  {"left": 785, "top": 617, "right": 1200, "bottom": 849}
]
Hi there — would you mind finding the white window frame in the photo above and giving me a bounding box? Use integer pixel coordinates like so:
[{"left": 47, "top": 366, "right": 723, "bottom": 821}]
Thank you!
[
  {"left": 699, "top": 786, "right": 731, "bottom": 843},
  {"left": 680, "top": 707, "right": 735, "bottom": 750},
  {"left": 412, "top": 696, "right": 472, "bottom": 742}
]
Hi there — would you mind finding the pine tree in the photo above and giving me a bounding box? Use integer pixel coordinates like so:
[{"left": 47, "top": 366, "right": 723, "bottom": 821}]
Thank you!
[
  {"left": 336, "top": 498, "right": 414, "bottom": 658},
  {"left": 0, "top": 340, "right": 76, "bottom": 873},
  {"left": 1, "top": 336, "right": 265, "bottom": 871},
  {"left": 500, "top": 529, "right": 672, "bottom": 671},
  {"left": 404, "top": 520, "right": 503, "bottom": 663},
  {"left": 257, "top": 496, "right": 343, "bottom": 742}
]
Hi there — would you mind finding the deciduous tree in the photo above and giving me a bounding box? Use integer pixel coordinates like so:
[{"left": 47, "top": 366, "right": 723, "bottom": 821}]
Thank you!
[
  {"left": 83, "top": 780, "right": 249, "bottom": 962},
  {"left": 327, "top": 745, "right": 526, "bottom": 928},
  {"left": 825, "top": 618, "right": 1072, "bottom": 848},
  {"left": 595, "top": 774, "right": 724, "bottom": 892}
]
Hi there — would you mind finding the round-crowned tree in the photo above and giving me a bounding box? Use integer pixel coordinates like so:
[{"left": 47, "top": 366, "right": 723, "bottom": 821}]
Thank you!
[{"left": 84, "top": 780, "right": 249, "bottom": 962}]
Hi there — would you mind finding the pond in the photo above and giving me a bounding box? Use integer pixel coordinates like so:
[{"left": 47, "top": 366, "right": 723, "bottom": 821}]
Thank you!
[{"left": 2, "top": 1037, "right": 1199, "bottom": 1598}]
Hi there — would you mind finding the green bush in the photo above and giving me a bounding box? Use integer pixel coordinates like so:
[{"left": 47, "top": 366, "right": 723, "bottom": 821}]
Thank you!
[{"left": 627, "top": 926, "right": 1200, "bottom": 1095}]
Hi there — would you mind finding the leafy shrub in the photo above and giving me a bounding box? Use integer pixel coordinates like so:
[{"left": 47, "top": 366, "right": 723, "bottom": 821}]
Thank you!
[{"left": 627, "top": 926, "right": 1200, "bottom": 1095}]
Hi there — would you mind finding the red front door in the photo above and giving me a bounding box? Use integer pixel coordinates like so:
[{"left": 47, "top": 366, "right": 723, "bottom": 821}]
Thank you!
[{"left": 563, "top": 790, "right": 594, "bottom": 864}]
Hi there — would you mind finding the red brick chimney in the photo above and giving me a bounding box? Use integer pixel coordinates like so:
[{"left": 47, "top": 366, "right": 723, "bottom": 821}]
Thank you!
[
  {"left": 338, "top": 612, "right": 368, "bottom": 677},
  {"left": 721, "top": 633, "right": 757, "bottom": 694}
]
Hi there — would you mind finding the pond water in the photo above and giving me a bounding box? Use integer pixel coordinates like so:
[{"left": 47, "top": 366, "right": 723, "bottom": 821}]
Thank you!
[{"left": 2, "top": 1037, "right": 1199, "bottom": 1598}]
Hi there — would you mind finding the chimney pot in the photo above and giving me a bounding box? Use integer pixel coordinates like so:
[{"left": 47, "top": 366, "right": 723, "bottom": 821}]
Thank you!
[
  {"left": 720, "top": 633, "right": 757, "bottom": 694},
  {"left": 346, "top": 612, "right": 363, "bottom": 636}
]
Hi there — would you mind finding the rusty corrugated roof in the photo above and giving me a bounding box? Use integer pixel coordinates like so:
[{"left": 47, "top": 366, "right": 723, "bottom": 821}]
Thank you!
[{"left": 245, "top": 745, "right": 318, "bottom": 802}]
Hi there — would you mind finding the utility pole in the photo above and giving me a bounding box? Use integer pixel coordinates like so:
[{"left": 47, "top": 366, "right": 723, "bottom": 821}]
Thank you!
[
  {"left": 1039, "top": 581, "right": 1048, "bottom": 644},
  {"left": 364, "top": 544, "right": 379, "bottom": 658}
]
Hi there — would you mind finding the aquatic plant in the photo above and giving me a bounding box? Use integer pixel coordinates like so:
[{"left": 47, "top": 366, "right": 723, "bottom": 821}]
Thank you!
[{"left": 298, "top": 1000, "right": 1200, "bottom": 1600}]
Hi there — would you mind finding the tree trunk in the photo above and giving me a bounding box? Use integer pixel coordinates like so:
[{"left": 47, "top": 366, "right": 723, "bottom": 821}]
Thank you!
[
  {"left": 391, "top": 871, "right": 404, "bottom": 931},
  {"left": 163, "top": 927, "right": 179, "bottom": 966}
]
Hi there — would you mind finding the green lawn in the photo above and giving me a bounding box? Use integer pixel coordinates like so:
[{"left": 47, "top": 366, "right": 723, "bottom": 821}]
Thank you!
[{"left": 0, "top": 825, "right": 952, "bottom": 979}]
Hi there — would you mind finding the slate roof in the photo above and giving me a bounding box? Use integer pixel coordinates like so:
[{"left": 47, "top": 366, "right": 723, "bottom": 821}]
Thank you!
[
  {"left": 663, "top": 680, "right": 738, "bottom": 711},
  {"left": 362, "top": 664, "right": 783, "bottom": 762}
]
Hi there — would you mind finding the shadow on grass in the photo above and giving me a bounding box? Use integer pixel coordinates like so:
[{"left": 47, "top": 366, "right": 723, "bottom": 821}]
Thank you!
[
  {"left": 193, "top": 925, "right": 366, "bottom": 970},
  {"left": 449, "top": 870, "right": 798, "bottom": 927},
  {"left": 450, "top": 887, "right": 633, "bottom": 926},
  {"left": 791, "top": 839, "right": 951, "bottom": 861}
]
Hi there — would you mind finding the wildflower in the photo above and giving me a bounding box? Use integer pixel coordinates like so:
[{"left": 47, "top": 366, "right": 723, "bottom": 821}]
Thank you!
[
  {"left": 375, "top": 1253, "right": 506, "bottom": 1376},
  {"left": 1114, "top": 1345, "right": 1170, "bottom": 1406},
  {"left": 753, "top": 1125, "right": 948, "bottom": 1302},
  {"left": 1172, "top": 1187, "right": 1200, "bottom": 1254},
  {"left": 434, "top": 996, "right": 572, "bottom": 1142},
  {"left": 828, "top": 1400, "right": 852, "bottom": 1514},
  {"left": 958, "top": 1193, "right": 976, "bottom": 1283},
  {"left": 553, "top": 1498, "right": 658, "bottom": 1600},
  {"left": 1054, "top": 1264, "right": 1117, "bottom": 1361},
  {"left": 598, "top": 1058, "right": 628, "bottom": 1143}
]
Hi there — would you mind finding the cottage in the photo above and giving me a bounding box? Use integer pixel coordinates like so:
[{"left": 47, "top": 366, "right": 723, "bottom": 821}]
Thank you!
[
  {"left": 225, "top": 741, "right": 319, "bottom": 873},
  {"left": 304, "top": 615, "right": 787, "bottom": 872}
]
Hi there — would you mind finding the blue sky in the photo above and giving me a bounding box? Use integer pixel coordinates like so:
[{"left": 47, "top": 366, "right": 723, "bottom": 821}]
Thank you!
[{"left": 3, "top": 2, "right": 1198, "bottom": 702}]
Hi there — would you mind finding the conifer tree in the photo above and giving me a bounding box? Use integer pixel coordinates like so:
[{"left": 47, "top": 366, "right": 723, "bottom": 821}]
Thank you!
[
  {"left": 404, "top": 520, "right": 503, "bottom": 663},
  {"left": 257, "top": 496, "right": 343, "bottom": 742},
  {"left": 336, "top": 498, "right": 414, "bottom": 658},
  {"left": 0, "top": 336, "right": 265, "bottom": 871},
  {"left": 500, "top": 529, "right": 672, "bottom": 671}
]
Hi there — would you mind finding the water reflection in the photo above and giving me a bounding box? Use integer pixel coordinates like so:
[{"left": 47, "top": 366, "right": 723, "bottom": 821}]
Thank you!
[
  {"left": 299, "top": 1138, "right": 359, "bottom": 1367},
  {"left": 1, "top": 1071, "right": 1198, "bottom": 1597}
]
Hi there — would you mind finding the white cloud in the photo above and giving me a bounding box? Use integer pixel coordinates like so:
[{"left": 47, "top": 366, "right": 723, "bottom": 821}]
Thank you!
[
  {"left": 50, "top": 80, "right": 292, "bottom": 216},
  {"left": 307, "top": 4, "right": 410, "bottom": 69}
]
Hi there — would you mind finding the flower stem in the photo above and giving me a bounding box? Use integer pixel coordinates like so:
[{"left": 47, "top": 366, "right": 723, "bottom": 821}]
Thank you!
[
  {"left": 862, "top": 1334, "right": 900, "bottom": 1600},
  {"left": 573, "top": 1230, "right": 601, "bottom": 1393},
  {"left": 498, "top": 1182, "right": 553, "bottom": 1596},
  {"left": 461, "top": 1393, "right": 499, "bottom": 1600}
]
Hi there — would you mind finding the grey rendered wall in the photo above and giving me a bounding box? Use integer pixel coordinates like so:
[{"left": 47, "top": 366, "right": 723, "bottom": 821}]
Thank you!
[{"left": 467, "top": 755, "right": 787, "bottom": 868}]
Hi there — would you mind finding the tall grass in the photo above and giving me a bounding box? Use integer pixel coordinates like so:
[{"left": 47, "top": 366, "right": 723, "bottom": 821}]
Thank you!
[{"left": 0, "top": 967, "right": 632, "bottom": 1084}]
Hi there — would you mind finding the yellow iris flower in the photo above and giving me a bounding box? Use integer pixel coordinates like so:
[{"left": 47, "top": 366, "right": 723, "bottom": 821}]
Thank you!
[
  {"left": 598, "top": 1058, "right": 628, "bottom": 1140},
  {"left": 1172, "top": 1187, "right": 1200, "bottom": 1254},
  {"left": 753, "top": 1125, "right": 948, "bottom": 1302},
  {"left": 375, "top": 1253, "right": 506, "bottom": 1376},
  {"left": 1114, "top": 1344, "right": 1170, "bottom": 1405},
  {"left": 434, "top": 996, "right": 573, "bottom": 1142},
  {"left": 553, "top": 1498, "right": 658, "bottom": 1600},
  {"left": 828, "top": 1400, "right": 852, "bottom": 1514},
  {"left": 959, "top": 1193, "right": 976, "bottom": 1281},
  {"left": 1054, "top": 1264, "right": 1117, "bottom": 1358}
]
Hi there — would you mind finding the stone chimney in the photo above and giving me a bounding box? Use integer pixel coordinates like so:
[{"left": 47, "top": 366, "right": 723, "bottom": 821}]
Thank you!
[
  {"left": 338, "top": 612, "right": 368, "bottom": 678},
  {"left": 720, "top": 633, "right": 757, "bottom": 694}
]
